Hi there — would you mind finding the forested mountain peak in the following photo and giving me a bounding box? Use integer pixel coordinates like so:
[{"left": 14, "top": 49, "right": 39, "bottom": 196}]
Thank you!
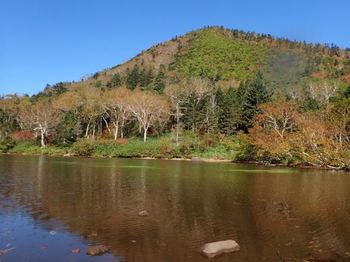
[{"left": 38, "top": 26, "right": 350, "bottom": 98}]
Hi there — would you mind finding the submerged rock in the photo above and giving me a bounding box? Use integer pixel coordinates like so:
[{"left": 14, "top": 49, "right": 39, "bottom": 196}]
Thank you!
[
  {"left": 86, "top": 245, "right": 109, "bottom": 256},
  {"left": 71, "top": 248, "right": 80, "bottom": 254},
  {"left": 199, "top": 240, "right": 240, "bottom": 259},
  {"left": 138, "top": 210, "right": 149, "bottom": 217}
]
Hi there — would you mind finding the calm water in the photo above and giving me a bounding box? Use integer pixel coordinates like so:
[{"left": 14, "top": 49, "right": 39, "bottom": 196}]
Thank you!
[{"left": 0, "top": 155, "right": 349, "bottom": 262}]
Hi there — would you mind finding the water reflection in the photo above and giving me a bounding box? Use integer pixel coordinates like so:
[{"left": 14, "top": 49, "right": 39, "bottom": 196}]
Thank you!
[{"left": 0, "top": 155, "right": 349, "bottom": 261}]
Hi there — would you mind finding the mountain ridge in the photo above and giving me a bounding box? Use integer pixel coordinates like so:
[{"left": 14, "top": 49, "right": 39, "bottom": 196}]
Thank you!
[{"left": 31, "top": 26, "right": 350, "bottom": 99}]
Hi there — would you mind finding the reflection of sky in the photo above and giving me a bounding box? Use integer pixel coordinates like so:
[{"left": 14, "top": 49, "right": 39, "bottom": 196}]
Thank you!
[{"left": 0, "top": 213, "right": 118, "bottom": 262}]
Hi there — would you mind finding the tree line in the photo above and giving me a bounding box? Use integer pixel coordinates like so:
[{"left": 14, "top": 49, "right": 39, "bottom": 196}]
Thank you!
[{"left": 0, "top": 72, "right": 349, "bottom": 168}]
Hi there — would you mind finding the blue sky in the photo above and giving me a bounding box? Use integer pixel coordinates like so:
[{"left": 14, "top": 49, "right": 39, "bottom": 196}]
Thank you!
[{"left": 1, "top": 0, "right": 349, "bottom": 95}]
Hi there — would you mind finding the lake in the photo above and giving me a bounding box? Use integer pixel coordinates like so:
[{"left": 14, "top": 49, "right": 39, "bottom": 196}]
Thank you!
[{"left": 0, "top": 155, "right": 349, "bottom": 261}]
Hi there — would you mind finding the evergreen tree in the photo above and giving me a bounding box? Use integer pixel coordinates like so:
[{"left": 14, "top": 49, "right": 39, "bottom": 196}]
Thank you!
[
  {"left": 343, "top": 86, "right": 350, "bottom": 99},
  {"left": 181, "top": 92, "right": 204, "bottom": 132},
  {"left": 154, "top": 70, "right": 166, "bottom": 93},
  {"left": 138, "top": 68, "right": 147, "bottom": 87},
  {"left": 218, "top": 87, "right": 239, "bottom": 134},
  {"left": 216, "top": 88, "right": 226, "bottom": 132},
  {"left": 145, "top": 69, "right": 154, "bottom": 87},
  {"left": 238, "top": 72, "right": 271, "bottom": 132},
  {"left": 110, "top": 73, "right": 122, "bottom": 88},
  {"left": 126, "top": 65, "right": 140, "bottom": 90}
]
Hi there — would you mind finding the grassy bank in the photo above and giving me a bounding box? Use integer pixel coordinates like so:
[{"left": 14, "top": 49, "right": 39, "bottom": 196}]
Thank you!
[
  {"left": 0, "top": 133, "right": 239, "bottom": 161},
  {"left": 2, "top": 134, "right": 348, "bottom": 171}
]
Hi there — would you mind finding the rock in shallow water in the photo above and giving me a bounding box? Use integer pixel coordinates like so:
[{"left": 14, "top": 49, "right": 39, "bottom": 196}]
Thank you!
[
  {"left": 199, "top": 240, "right": 240, "bottom": 259},
  {"left": 86, "top": 245, "right": 109, "bottom": 256},
  {"left": 138, "top": 210, "right": 149, "bottom": 217}
]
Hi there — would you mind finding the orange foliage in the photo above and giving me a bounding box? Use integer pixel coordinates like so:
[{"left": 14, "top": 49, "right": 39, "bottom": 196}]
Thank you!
[{"left": 250, "top": 101, "right": 350, "bottom": 167}]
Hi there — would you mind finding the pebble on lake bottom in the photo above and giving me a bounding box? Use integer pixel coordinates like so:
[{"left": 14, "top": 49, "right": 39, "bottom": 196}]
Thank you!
[
  {"left": 138, "top": 210, "right": 149, "bottom": 217},
  {"left": 86, "top": 245, "right": 110, "bottom": 256},
  {"left": 200, "top": 240, "right": 240, "bottom": 259},
  {"left": 71, "top": 248, "right": 80, "bottom": 253}
]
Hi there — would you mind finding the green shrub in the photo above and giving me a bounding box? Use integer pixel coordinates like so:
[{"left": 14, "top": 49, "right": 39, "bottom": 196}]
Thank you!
[
  {"left": 93, "top": 138, "right": 159, "bottom": 158},
  {"left": 201, "top": 133, "right": 220, "bottom": 148},
  {"left": 71, "top": 139, "right": 95, "bottom": 156},
  {"left": 195, "top": 145, "right": 235, "bottom": 160},
  {"left": 41, "top": 146, "right": 68, "bottom": 156},
  {"left": 0, "top": 138, "right": 16, "bottom": 153},
  {"left": 158, "top": 137, "right": 180, "bottom": 158},
  {"left": 9, "top": 141, "right": 42, "bottom": 154},
  {"left": 178, "top": 131, "right": 201, "bottom": 155},
  {"left": 234, "top": 133, "right": 257, "bottom": 161}
]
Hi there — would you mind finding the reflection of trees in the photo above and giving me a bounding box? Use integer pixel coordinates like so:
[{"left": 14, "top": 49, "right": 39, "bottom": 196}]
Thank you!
[
  {"left": 1, "top": 156, "right": 350, "bottom": 261},
  {"left": 249, "top": 171, "right": 350, "bottom": 260}
]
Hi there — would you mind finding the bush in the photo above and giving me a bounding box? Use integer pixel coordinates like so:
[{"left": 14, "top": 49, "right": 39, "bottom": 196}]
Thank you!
[
  {"left": 234, "top": 133, "right": 257, "bottom": 161},
  {"left": 201, "top": 133, "right": 220, "bottom": 148},
  {"left": 93, "top": 138, "right": 163, "bottom": 158},
  {"left": 9, "top": 141, "right": 41, "bottom": 154},
  {"left": 0, "top": 138, "right": 16, "bottom": 153},
  {"left": 195, "top": 145, "right": 235, "bottom": 160},
  {"left": 158, "top": 136, "right": 181, "bottom": 158},
  {"left": 9, "top": 131, "right": 34, "bottom": 142},
  {"left": 71, "top": 139, "right": 95, "bottom": 156},
  {"left": 178, "top": 131, "right": 201, "bottom": 155}
]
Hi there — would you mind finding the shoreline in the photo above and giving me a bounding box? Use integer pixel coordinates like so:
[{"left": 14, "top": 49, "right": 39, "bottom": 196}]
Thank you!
[{"left": 1, "top": 152, "right": 348, "bottom": 172}]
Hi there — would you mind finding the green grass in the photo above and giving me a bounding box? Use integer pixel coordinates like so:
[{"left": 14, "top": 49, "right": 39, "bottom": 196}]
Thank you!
[
  {"left": 2, "top": 133, "right": 240, "bottom": 160},
  {"left": 194, "top": 145, "right": 236, "bottom": 160},
  {"left": 92, "top": 138, "right": 168, "bottom": 158},
  {"left": 8, "top": 141, "right": 68, "bottom": 156}
]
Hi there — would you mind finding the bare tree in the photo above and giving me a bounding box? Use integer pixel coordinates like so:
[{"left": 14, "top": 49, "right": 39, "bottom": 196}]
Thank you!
[
  {"left": 19, "top": 100, "right": 61, "bottom": 147},
  {"left": 308, "top": 81, "right": 338, "bottom": 105},
  {"left": 104, "top": 88, "right": 132, "bottom": 140},
  {"left": 127, "top": 90, "right": 170, "bottom": 142},
  {"left": 164, "top": 83, "right": 189, "bottom": 145},
  {"left": 77, "top": 87, "right": 105, "bottom": 139}
]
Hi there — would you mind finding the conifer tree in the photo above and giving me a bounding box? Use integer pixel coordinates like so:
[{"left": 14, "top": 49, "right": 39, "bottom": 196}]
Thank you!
[
  {"left": 110, "top": 73, "right": 122, "bottom": 88},
  {"left": 218, "top": 87, "right": 239, "bottom": 134},
  {"left": 238, "top": 72, "right": 271, "bottom": 132},
  {"left": 126, "top": 65, "right": 140, "bottom": 90},
  {"left": 154, "top": 70, "right": 166, "bottom": 93}
]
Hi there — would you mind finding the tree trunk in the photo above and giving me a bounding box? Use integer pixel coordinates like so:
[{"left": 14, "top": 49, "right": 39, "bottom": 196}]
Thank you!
[
  {"left": 40, "top": 129, "right": 46, "bottom": 148},
  {"left": 103, "top": 117, "right": 111, "bottom": 135},
  {"left": 92, "top": 123, "right": 96, "bottom": 140},
  {"left": 175, "top": 104, "right": 180, "bottom": 146},
  {"left": 113, "top": 122, "right": 119, "bottom": 140},
  {"left": 143, "top": 128, "right": 148, "bottom": 142},
  {"left": 85, "top": 122, "right": 90, "bottom": 138},
  {"left": 121, "top": 118, "right": 125, "bottom": 139}
]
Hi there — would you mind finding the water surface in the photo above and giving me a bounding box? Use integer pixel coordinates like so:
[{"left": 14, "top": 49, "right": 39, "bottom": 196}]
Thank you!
[{"left": 0, "top": 155, "right": 349, "bottom": 261}]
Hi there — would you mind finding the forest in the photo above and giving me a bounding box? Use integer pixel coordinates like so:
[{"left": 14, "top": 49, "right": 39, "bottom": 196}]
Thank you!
[{"left": 1, "top": 27, "right": 349, "bottom": 169}]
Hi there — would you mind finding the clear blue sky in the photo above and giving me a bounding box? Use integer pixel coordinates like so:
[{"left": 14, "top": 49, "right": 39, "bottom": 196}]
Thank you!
[{"left": 1, "top": 0, "right": 349, "bottom": 95}]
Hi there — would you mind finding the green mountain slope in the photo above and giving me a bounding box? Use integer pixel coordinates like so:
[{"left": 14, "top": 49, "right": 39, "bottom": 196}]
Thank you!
[{"left": 40, "top": 26, "right": 350, "bottom": 96}]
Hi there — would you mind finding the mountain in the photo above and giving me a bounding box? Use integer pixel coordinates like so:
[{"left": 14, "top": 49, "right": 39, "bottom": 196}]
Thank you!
[{"left": 40, "top": 26, "right": 350, "bottom": 98}]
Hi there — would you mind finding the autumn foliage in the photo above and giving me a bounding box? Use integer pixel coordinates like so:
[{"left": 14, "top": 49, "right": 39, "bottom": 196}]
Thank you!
[{"left": 250, "top": 101, "right": 350, "bottom": 168}]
